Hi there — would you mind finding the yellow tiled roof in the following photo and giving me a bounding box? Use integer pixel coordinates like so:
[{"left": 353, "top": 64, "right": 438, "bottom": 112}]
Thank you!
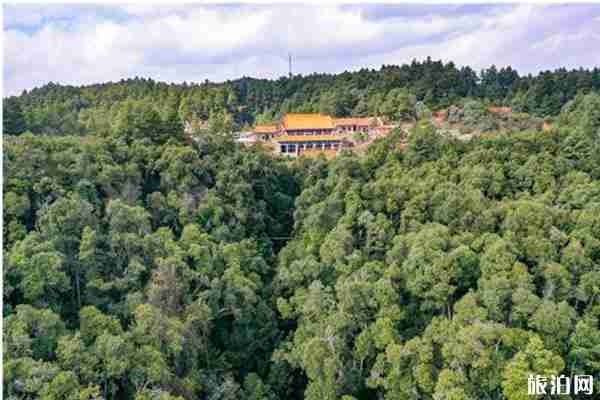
[
  {"left": 274, "top": 134, "right": 342, "bottom": 143},
  {"left": 254, "top": 124, "right": 279, "bottom": 134},
  {"left": 283, "top": 113, "right": 335, "bottom": 130}
]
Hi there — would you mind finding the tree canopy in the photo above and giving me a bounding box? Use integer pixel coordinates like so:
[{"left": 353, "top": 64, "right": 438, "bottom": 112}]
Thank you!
[{"left": 3, "top": 66, "right": 600, "bottom": 400}]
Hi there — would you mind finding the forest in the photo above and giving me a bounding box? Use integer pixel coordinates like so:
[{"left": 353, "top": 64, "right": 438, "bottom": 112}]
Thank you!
[{"left": 3, "top": 59, "right": 600, "bottom": 400}]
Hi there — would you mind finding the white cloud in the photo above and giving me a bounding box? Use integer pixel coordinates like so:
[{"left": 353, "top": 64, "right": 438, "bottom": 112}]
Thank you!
[
  {"left": 361, "top": 4, "right": 600, "bottom": 75},
  {"left": 3, "top": 4, "right": 600, "bottom": 96}
]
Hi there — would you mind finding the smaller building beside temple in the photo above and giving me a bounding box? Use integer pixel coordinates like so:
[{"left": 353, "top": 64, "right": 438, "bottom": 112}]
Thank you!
[
  {"left": 334, "top": 117, "right": 376, "bottom": 134},
  {"left": 253, "top": 124, "right": 280, "bottom": 140}
]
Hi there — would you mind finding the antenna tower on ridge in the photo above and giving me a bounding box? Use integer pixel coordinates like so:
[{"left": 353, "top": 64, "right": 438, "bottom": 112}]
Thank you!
[{"left": 289, "top": 54, "right": 292, "bottom": 78}]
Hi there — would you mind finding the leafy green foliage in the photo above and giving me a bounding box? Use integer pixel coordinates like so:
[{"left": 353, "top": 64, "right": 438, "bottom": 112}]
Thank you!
[
  {"left": 3, "top": 124, "right": 300, "bottom": 399},
  {"left": 3, "top": 66, "right": 600, "bottom": 400},
  {"left": 272, "top": 100, "right": 600, "bottom": 400}
]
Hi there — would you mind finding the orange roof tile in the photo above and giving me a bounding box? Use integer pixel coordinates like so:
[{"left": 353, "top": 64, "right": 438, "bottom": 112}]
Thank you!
[
  {"left": 274, "top": 134, "right": 343, "bottom": 143},
  {"left": 254, "top": 124, "right": 279, "bottom": 134},
  {"left": 283, "top": 113, "right": 335, "bottom": 130},
  {"left": 334, "top": 117, "right": 374, "bottom": 127}
]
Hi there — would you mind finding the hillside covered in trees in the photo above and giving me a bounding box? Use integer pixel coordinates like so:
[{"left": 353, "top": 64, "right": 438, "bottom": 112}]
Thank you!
[
  {"left": 3, "top": 58, "right": 600, "bottom": 137},
  {"left": 3, "top": 60, "right": 600, "bottom": 400}
]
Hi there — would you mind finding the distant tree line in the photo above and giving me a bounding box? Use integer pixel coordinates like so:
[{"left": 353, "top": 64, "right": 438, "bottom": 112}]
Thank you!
[{"left": 4, "top": 58, "right": 600, "bottom": 136}]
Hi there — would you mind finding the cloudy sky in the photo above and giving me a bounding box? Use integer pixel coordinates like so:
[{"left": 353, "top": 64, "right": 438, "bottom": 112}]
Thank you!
[{"left": 3, "top": 3, "right": 600, "bottom": 96}]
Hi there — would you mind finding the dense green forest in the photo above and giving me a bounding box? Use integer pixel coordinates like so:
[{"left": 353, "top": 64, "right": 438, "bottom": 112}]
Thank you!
[
  {"left": 3, "top": 60, "right": 600, "bottom": 400},
  {"left": 3, "top": 58, "right": 600, "bottom": 136}
]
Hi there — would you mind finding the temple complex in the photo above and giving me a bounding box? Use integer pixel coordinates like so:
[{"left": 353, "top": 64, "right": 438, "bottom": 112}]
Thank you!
[{"left": 246, "top": 112, "right": 393, "bottom": 157}]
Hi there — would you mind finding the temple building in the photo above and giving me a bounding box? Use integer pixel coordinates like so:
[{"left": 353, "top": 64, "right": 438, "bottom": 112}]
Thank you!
[
  {"left": 253, "top": 124, "right": 280, "bottom": 140},
  {"left": 274, "top": 113, "right": 348, "bottom": 157},
  {"left": 334, "top": 117, "right": 375, "bottom": 134}
]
